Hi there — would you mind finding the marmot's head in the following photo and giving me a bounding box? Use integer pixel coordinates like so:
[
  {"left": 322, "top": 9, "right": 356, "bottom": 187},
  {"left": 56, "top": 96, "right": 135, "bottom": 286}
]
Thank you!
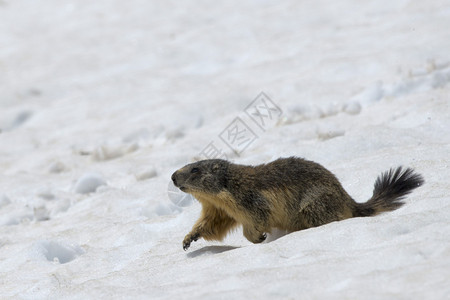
[{"left": 171, "top": 159, "right": 229, "bottom": 194}]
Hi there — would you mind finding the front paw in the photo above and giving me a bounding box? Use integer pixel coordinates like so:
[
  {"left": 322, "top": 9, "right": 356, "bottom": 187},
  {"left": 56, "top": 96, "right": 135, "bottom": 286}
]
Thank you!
[
  {"left": 182, "top": 232, "right": 200, "bottom": 251},
  {"left": 183, "top": 239, "right": 191, "bottom": 251}
]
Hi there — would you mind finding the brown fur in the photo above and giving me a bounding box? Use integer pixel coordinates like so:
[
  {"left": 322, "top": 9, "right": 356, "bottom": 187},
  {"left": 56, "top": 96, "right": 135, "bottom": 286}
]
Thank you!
[{"left": 171, "top": 157, "right": 424, "bottom": 250}]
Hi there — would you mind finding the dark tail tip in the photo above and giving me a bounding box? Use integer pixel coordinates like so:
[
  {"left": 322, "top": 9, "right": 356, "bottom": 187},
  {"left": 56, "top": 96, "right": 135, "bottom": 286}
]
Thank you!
[
  {"left": 354, "top": 167, "right": 424, "bottom": 217},
  {"left": 373, "top": 167, "right": 424, "bottom": 201}
]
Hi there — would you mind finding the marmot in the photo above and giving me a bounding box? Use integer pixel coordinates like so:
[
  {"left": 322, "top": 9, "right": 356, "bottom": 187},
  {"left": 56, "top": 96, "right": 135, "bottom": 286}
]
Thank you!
[{"left": 171, "top": 157, "right": 424, "bottom": 250}]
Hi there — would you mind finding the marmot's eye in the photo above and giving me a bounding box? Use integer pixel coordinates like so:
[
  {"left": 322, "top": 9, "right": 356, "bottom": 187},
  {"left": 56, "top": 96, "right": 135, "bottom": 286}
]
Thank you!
[{"left": 191, "top": 167, "right": 200, "bottom": 174}]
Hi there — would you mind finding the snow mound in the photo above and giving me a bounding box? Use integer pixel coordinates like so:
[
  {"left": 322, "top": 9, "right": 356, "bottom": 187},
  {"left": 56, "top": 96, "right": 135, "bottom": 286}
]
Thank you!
[
  {"left": 316, "top": 127, "right": 345, "bottom": 141},
  {"left": 0, "top": 202, "right": 52, "bottom": 225},
  {"left": 342, "top": 101, "right": 362, "bottom": 115},
  {"left": 1, "top": 208, "right": 33, "bottom": 226},
  {"left": 48, "top": 161, "right": 67, "bottom": 173},
  {"left": 135, "top": 167, "right": 158, "bottom": 181},
  {"left": 33, "top": 206, "right": 50, "bottom": 222},
  {"left": 353, "top": 63, "right": 450, "bottom": 105},
  {"left": 279, "top": 101, "right": 362, "bottom": 126},
  {"left": 92, "top": 143, "right": 139, "bottom": 161},
  {"left": 74, "top": 173, "right": 106, "bottom": 194},
  {"left": 36, "top": 189, "right": 55, "bottom": 200}
]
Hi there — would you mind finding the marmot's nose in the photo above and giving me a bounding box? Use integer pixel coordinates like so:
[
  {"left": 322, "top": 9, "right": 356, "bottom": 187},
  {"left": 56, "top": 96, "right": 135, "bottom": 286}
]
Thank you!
[{"left": 171, "top": 172, "right": 178, "bottom": 186}]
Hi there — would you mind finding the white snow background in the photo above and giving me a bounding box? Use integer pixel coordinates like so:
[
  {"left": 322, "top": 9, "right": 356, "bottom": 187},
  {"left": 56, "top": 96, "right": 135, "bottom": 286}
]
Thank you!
[{"left": 1, "top": 0, "right": 450, "bottom": 299}]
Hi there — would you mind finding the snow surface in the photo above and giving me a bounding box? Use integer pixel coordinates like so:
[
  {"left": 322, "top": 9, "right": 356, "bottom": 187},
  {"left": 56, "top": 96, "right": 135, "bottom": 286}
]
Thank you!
[{"left": 1, "top": 0, "right": 450, "bottom": 299}]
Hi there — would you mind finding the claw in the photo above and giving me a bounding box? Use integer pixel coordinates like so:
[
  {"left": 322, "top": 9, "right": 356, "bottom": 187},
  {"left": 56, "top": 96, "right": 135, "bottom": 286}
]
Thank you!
[
  {"left": 183, "top": 241, "right": 190, "bottom": 251},
  {"left": 183, "top": 232, "right": 201, "bottom": 251},
  {"left": 259, "top": 233, "right": 267, "bottom": 242}
]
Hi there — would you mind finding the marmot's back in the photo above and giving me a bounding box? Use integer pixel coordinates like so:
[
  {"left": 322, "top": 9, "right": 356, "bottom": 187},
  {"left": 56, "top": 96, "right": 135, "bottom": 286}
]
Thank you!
[{"left": 228, "top": 157, "right": 354, "bottom": 230}]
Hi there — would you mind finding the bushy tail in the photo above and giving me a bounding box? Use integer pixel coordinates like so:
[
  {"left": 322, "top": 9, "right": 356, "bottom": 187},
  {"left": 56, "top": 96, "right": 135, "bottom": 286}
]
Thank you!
[{"left": 353, "top": 167, "right": 424, "bottom": 217}]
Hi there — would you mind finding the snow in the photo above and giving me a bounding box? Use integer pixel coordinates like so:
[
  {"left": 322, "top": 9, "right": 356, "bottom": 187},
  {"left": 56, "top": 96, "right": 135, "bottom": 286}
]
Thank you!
[
  {"left": 1, "top": 0, "right": 449, "bottom": 299},
  {"left": 73, "top": 172, "right": 107, "bottom": 194},
  {"left": 32, "top": 240, "right": 85, "bottom": 264}
]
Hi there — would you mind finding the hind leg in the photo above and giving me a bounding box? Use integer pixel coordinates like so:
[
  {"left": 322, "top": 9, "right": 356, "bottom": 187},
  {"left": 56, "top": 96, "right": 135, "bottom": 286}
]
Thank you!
[
  {"left": 299, "top": 193, "right": 352, "bottom": 229},
  {"left": 243, "top": 224, "right": 267, "bottom": 244}
]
